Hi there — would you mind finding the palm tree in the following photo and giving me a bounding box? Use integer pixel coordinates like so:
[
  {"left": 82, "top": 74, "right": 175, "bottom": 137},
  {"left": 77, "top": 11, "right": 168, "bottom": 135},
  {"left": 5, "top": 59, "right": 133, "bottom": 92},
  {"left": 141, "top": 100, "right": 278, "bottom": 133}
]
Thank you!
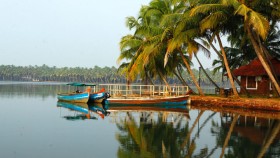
[
  {"left": 190, "top": 2, "right": 240, "bottom": 98},
  {"left": 233, "top": 1, "right": 280, "bottom": 96},
  {"left": 190, "top": 0, "right": 280, "bottom": 96},
  {"left": 158, "top": 2, "right": 209, "bottom": 95}
]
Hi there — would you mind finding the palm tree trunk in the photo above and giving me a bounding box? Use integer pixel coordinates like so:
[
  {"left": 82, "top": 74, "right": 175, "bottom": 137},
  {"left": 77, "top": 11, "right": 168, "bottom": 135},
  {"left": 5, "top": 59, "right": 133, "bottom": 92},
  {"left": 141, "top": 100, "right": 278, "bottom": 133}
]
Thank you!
[
  {"left": 158, "top": 71, "right": 171, "bottom": 92},
  {"left": 208, "top": 37, "right": 249, "bottom": 96},
  {"left": 194, "top": 53, "right": 220, "bottom": 89},
  {"left": 179, "top": 51, "right": 205, "bottom": 96},
  {"left": 144, "top": 68, "right": 154, "bottom": 85},
  {"left": 173, "top": 69, "right": 196, "bottom": 94},
  {"left": 247, "top": 28, "right": 280, "bottom": 96},
  {"left": 232, "top": 74, "right": 251, "bottom": 97},
  {"left": 207, "top": 37, "right": 223, "bottom": 59},
  {"left": 216, "top": 34, "right": 239, "bottom": 98}
]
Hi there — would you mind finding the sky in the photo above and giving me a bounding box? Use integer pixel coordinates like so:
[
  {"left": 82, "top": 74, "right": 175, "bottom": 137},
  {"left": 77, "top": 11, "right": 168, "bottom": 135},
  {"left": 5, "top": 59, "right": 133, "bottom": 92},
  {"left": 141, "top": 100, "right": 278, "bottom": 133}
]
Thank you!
[{"left": 0, "top": 0, "right": 216, "bottom": 69}]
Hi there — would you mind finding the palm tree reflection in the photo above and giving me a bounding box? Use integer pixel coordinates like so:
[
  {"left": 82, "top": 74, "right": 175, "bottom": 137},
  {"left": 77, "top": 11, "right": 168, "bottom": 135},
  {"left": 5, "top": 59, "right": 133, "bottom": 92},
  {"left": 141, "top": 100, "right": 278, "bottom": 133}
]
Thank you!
[
  {"left": 211, "top": 112, "right": 280, "bottom": 158},
  {"left": 114, "top": 107, "right": 218, "bottom": 158},
  {"left": 115, "top": 110, "right": 190, "bottom": 158},
  {"left": 114, "top": 106, "right": 280, "bottom": 158}
]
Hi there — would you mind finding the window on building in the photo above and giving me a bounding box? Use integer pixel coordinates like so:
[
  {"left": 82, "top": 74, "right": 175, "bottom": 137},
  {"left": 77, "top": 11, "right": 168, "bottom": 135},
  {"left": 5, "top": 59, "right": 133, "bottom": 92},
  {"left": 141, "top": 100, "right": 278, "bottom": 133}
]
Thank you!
[{"left": 246, "top": 76, "right": 257, "bottom": 89}]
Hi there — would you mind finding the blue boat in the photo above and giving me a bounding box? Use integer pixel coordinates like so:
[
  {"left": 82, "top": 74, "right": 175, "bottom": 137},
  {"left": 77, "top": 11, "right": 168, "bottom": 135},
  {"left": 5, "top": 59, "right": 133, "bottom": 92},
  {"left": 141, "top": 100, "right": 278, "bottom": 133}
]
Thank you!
[
  {"left": 58, "top": 82, "right": 109, "bottom": 103},
  {"left": 57, "top": 92, "right": 90, "bottom": 103},
  {"left": 56, "top": 82, "right": 91, "bottom": 103},
  {"left": 88, "top": 88, "right": 110, "bottom": 103}
]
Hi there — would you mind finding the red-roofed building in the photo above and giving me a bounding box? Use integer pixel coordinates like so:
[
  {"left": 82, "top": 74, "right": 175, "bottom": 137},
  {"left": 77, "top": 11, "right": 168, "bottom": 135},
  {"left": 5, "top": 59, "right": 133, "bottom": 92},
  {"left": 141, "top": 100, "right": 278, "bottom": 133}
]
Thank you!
[{"left": 232, "top": 58, "right": 280, "bottom": 96}]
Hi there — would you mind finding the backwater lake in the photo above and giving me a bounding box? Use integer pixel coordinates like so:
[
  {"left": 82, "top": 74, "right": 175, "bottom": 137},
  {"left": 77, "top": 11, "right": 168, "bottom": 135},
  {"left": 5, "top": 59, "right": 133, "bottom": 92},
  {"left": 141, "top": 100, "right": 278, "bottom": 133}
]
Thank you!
[{"left": 0, "top": 82, "right": 280, "bottom": 158}]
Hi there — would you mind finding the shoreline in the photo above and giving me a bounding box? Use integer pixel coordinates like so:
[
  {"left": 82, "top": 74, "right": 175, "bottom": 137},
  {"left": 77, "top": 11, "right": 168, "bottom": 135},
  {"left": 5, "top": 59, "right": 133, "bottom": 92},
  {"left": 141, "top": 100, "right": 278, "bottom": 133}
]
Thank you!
[{"left": 191, "top": 95, "right": 280, "bottom": 112}]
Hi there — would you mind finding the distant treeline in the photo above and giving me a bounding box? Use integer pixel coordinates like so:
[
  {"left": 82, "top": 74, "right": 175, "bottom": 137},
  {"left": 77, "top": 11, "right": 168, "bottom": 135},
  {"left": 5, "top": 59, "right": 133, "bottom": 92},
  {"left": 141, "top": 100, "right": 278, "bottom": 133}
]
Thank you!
[{"left": 0, "top": 64, "right": 223, "bottom": 86}]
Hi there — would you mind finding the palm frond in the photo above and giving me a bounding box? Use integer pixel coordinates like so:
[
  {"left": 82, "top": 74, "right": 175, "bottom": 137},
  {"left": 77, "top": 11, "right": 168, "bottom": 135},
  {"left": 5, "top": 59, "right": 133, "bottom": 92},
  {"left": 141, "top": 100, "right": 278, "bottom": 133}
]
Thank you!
[
  {"left": 160, "top": 13, "right": 182, "bottom": 27},
  {"left": 125, "top": 16, "right": 139, "bottom": 30},
  {"left": 190, "top": 4, "right": 225, "bottom": 16},
  {"left": 200, "top": 11, "right": 227, "bottom": 32},
  {"left": 235, "top": 4, "right": 270, "bottom": 40},
  {"left": 197, "top": 42, "right": 211, "bottom": 58}
]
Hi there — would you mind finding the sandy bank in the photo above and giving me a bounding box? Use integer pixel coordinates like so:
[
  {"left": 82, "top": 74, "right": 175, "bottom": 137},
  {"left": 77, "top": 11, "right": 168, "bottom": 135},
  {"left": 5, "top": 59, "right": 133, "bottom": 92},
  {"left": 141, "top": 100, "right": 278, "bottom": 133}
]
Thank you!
[{"left": 191, "top": 95, "right": 280, "bottom": 112}]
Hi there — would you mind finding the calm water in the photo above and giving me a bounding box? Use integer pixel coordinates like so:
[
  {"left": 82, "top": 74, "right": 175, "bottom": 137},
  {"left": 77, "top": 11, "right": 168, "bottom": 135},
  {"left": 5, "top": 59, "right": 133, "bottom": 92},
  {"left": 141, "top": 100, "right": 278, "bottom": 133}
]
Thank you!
[{"left": 1, "top": 82, "right": 280, "bottom": 158}]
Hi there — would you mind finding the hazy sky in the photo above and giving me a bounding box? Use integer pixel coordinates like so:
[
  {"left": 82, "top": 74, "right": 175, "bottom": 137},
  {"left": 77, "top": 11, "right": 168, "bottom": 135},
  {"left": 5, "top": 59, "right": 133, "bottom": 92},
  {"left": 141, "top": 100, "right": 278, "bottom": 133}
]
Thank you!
[{"left": 0, "top": 0, "right": 216, "bottom": 69}]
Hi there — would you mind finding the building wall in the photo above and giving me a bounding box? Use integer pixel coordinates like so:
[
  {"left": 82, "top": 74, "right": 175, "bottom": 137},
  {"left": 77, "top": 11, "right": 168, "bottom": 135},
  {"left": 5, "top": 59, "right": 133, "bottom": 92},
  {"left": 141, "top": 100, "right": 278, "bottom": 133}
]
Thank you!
[{"left": 239, "top": 76, "right": 271, "bottom": 96}]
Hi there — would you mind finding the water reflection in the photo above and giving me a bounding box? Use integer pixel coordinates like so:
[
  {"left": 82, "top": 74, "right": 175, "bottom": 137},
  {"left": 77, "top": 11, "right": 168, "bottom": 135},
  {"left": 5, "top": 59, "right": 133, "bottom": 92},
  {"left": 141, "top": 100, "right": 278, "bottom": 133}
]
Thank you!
[
  {"left": 54, "top": 101, "right": 280, "bottom": 157},
  {"left": 108, "top": 104, "right": 191, "bottom": 158},
  {"left": 2, "top": 83, "right": 280, "bottom": 158},
  {"left": 217, "top": 114, "right": 280, "bottom": 158},
  {"left": 56, "top": 101, "right": 111, "bottom": 120},
  {"left": 192, "top": 106, "right": 280, "bottom": 158},
  {"left": 110, "top": 105, "right": 280, "bottom": 158},
  {"left": 0, "top": 82, "right": 65, "bottom": 98}
]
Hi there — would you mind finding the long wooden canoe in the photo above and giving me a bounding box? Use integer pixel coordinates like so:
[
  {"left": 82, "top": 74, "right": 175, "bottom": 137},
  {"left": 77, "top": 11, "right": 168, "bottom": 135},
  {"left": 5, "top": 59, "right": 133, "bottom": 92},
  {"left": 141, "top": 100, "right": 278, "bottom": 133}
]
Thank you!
[{"left": 105, "top": 95, "right": 190, "bottom": 105}]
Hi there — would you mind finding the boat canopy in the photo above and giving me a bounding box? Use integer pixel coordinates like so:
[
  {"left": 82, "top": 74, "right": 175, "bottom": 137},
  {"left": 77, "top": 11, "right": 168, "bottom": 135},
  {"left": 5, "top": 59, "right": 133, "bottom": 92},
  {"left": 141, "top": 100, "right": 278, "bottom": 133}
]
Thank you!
[{"left": 66, "top": 82, "right": 96, "bottom": 87}]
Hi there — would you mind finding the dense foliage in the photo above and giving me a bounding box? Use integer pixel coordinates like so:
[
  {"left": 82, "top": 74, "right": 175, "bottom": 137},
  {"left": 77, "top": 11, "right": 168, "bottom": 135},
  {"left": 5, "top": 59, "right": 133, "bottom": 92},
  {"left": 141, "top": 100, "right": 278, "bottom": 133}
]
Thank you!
[
  {"left": 118, "top": 0, "right": 280, "bottom": 97},
  {"left": 0, "top": 64, "right": 222, "bottom": 86}
]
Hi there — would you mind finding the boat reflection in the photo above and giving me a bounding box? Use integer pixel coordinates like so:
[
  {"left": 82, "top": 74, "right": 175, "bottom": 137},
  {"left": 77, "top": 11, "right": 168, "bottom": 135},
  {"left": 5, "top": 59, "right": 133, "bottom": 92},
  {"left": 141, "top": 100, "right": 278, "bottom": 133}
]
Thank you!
[
  {"left": 56, "top": 101, "right": 110, "bottom": 120},
  {"left": 88, "top": 103, "right": 111, "bottom": 119}
]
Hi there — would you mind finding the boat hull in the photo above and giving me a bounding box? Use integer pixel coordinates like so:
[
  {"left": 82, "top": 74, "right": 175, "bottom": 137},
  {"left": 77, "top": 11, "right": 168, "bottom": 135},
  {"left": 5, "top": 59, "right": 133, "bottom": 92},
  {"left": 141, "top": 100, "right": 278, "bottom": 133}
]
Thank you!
[
  {"left": 89, "top": 92, "right": 106, "bottom": 103},
  {"left": 57, "top": 92, "right": 89, "bottom": 103},
  {"left": 106, "top": 95, "right": 190, "bottom": 105}
]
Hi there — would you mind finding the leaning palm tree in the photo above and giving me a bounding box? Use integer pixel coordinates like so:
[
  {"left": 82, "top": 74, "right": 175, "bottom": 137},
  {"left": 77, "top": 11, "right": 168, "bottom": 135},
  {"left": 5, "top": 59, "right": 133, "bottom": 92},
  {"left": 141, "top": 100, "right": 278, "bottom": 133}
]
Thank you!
[
  {"left": 118, "top": 4, "right": 175, "bottom": 88},
  {"left": 233, "top": 1, "right": 280, "bottom": 96},
  {"left": 190, "top": 2, "right": 241, "bottom": 98},
  {"left": 160, "top": 6, "right": 209, "bottom": 96}
]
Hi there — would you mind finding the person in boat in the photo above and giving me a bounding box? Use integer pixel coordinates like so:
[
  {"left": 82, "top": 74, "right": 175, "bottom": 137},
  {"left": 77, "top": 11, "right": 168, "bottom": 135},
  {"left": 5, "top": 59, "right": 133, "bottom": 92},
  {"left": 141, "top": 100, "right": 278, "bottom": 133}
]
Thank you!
[{"left": 76, "top": 89, "right": 81, "bottom": 93}]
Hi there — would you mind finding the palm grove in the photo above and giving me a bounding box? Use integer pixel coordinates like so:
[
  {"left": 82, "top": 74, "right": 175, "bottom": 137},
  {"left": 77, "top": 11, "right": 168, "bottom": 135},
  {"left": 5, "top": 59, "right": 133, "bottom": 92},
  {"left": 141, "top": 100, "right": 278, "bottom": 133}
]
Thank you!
[
  {"left": 117, "top": 0, "right": 280, "bottom": 98},
  {"left": 1, "top": 0, "right": 279, "bottom": 98}
]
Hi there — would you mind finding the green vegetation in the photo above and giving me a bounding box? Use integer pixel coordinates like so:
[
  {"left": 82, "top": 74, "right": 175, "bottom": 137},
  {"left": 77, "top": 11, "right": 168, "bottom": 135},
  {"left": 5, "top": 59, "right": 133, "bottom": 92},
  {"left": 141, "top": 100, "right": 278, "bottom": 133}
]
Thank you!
[
  {"left": 0, "top": 64, "right": 223, "bottom": 86},
  {"left": 118, "top": 0, "right": 280, "bottom": 97}
]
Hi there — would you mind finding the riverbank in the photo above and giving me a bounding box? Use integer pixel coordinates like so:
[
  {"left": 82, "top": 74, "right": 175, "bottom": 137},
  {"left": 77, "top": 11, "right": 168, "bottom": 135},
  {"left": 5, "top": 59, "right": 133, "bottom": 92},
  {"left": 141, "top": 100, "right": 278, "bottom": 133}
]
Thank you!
[{"left": 191, "top": 95, "right": 280, "bottom": 112}]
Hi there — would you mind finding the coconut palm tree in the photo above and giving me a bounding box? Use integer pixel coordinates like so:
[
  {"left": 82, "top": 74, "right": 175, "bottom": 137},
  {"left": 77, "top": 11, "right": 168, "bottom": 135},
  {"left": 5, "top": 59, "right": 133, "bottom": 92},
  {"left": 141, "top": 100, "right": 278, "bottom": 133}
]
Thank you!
[
  {"left": 191, "top": 0, "right": 280, "bottom": 96},
  {"left": 158, "top": 2, "right": 209, "bottom": 95},
  {"left": 233, "top": 0, "right": 280, "bottom": 96},
  {"left": 190, "top": 1, "right": 241, "bottom": 98}
]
